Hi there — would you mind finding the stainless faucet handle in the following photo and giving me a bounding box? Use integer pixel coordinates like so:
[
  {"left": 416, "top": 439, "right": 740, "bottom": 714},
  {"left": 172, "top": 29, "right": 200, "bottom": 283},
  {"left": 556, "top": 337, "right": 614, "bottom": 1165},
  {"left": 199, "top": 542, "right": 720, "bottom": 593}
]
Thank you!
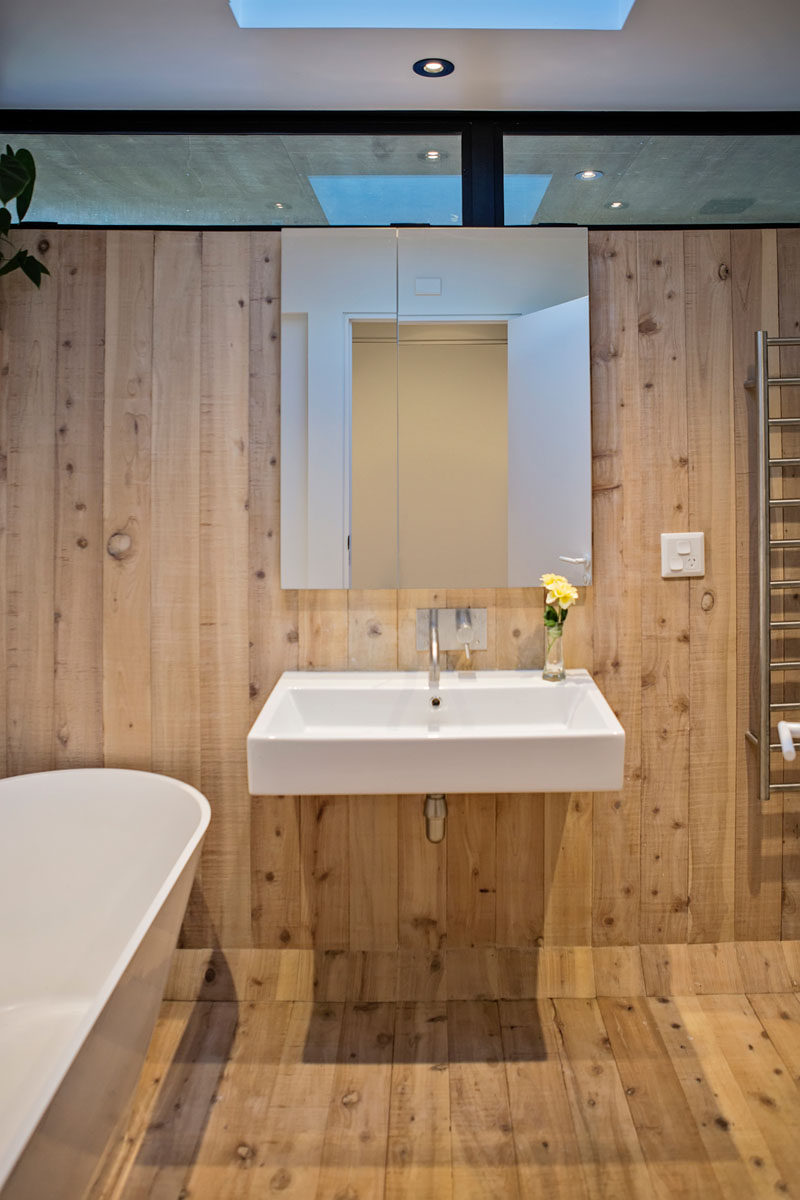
[
  {"left": 455, "top": 608, "right": 473, "bottom": 662},
  {"left": 415, "top": 608, "right": 487, "bottom": 653}
]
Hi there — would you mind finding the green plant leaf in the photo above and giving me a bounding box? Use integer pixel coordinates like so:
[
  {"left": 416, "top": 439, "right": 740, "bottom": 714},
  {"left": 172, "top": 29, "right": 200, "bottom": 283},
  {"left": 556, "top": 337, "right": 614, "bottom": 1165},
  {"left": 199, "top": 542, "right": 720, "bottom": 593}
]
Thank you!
[
  {"left": 0, "top": 249, "right": 26, "bottom": 277},
  {"left": 19, "top": 253, "right": 49, "bottom": 287},
  {"left": 0, "top": 148, "right": 31, "bottom": 206},
  {"left": 13, "top": 149, "right": 36, "bottom": 221},
  {"left": 0, "top": 207, "right": 11, "bottom": 238}
]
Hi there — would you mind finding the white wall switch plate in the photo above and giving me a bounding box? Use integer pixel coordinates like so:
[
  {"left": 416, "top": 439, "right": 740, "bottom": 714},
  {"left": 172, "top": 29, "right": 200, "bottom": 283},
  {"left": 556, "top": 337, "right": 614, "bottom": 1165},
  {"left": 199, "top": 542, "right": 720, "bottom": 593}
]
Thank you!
[{"left": 661, "top": 531, "right": 705, "bottom": 578}]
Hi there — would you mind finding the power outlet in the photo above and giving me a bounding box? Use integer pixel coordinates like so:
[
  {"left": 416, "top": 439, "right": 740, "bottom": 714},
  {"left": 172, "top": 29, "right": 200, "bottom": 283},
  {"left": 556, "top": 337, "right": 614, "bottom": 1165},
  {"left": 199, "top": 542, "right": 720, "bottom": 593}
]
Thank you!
[{"left": 661, "top": 531, "right": 705, "bottom": 578}]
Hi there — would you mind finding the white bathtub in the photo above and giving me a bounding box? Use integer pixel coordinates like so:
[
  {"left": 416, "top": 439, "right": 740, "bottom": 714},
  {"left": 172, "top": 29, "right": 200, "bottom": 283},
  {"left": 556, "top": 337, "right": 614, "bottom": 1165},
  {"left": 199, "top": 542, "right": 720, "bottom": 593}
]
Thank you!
[{"left": 0, "top": 768, "right": 210, "bottom": 1200}]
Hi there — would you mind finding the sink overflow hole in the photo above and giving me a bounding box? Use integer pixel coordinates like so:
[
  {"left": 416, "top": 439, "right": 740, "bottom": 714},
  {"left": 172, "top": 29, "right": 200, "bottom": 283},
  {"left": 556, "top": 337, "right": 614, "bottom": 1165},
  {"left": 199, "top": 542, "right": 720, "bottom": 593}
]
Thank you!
[{"left": 431, "top": 697, "right": 441, "bottom": 707}]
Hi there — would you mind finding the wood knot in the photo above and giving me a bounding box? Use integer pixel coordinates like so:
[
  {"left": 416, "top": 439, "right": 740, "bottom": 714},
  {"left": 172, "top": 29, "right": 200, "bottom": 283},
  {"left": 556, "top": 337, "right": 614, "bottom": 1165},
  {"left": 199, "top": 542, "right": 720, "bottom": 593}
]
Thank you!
[
  {"left": 718, "top": 263, "right": 730, "bottom": 280},
  {"left": 638, "top": 316, "right": 659, "bottom": 336},
  {"left": 269, "top": 1168, "right": 292, "bottom": 1190},
  {"left": 701, "top": 590, "right": 715, "bottom": 612},
  {"left": 37, "top": 238, "right": 50, "bottom": 254},
  {"left": 341, "top": 1090, "right": 361, "bottom": 1108},
  {"left": 236, "top": 1143, "right": 255, "bottom": 1160},
  {"left": 106, "top": 531, "right": 132, "bottom": 559}
]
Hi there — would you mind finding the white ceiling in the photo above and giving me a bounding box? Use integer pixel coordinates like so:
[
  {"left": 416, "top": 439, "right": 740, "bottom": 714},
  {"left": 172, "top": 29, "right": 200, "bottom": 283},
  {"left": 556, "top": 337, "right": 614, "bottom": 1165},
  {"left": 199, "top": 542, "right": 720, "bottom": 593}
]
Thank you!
[{"left": 2, "top": 0, "right": 800, "bottom": 112}]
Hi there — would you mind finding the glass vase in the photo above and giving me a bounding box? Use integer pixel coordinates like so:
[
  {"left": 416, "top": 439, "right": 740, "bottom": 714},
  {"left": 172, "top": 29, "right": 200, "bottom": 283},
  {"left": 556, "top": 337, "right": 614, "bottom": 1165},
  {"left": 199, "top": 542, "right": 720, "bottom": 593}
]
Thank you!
[{"left": 543, "top": 621, "right": 566, "bottom": 681}]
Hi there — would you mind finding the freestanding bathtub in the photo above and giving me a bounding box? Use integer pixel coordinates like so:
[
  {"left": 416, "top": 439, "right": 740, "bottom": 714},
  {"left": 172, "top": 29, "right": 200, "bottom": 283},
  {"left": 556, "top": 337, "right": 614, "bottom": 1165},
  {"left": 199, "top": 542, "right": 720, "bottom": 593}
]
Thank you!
[{"left": 0, "top": 768, "right": 210, "bottom": 1200}]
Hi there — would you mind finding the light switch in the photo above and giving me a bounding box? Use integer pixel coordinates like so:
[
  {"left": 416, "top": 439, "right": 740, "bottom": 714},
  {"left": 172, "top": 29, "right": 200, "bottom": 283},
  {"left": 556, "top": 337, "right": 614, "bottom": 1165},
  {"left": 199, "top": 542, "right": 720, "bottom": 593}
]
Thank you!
[{"left": 661, "top": 531, "right": 705, "bottom": 577}]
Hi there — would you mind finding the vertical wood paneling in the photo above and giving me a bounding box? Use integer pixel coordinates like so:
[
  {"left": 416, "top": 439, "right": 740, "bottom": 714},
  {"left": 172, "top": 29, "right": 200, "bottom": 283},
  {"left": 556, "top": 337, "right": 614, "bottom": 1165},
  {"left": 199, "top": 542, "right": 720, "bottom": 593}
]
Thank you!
[
  {"left": 6, "top": 238, "right": 58, "bottom": 776},
  {"left": 590, "top": 230, "right": 643, "bottom": 946},
  {"left": 300, "top": 797, "right": 350, "bottom": 948},
  {"left": 298, "top": 590, "right": 348, "bottom": 669},
  {"left": 686, "top": 230, "right": 737, "bottom": 942},
  {"left": 638, "top": 230, "right": 691, "bottom": 943},
  {"left": 495, "top": 588, "right": 541, "bottom": 669},
  {"left": 151, "top": 231, "right": 201, "bottom": 787},
  {"left": 495, "top": 795, "right": 544, "bottom": 947},
  {"left": 350, "top": 795, "right": 399, "bottom": 950},
  {"left": 103, "top": 231, "right": 153, "bottom": 768},
  {"left": 447, "top": 795, "right": 497, "bottom": 948},
  {"left": 248, "top": 232, "right": 291, "bottom": 709},
  {"left": 348, "top": 589, "right": 398, "bottom": 669},
  {"left": 54, "top": 231, "right": 105, "bottom": 768},
  {"left": 543, "top": 794, "right": 593, "bottom": 946},
  {"left": 199, "top": 231, "right": 251, "bottom": 946},
  {"left": 731, "top": 228, "right": 783, "bottom": 940},
  {"left": 248, "top": 232, "right": 307, "bottom": 950},
  {"left": 2, "top": 227, "right": 792, "bottom": 956},
  {"left": 150, "top": 232, "right": 204, "bottom": 944}
]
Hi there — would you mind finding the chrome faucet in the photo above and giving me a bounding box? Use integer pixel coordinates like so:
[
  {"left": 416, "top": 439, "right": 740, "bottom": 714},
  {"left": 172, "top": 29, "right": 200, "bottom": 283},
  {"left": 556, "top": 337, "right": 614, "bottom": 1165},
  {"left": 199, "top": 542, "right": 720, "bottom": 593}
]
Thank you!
[
  {"left": 416, "top": 607, "right": 487, "bottom": 680},
  {"left": 428, "top": 608, "right": 440, "bottom": 687},
  {"left": 455, "top": 608, "right": 473, "bottom": 663}
]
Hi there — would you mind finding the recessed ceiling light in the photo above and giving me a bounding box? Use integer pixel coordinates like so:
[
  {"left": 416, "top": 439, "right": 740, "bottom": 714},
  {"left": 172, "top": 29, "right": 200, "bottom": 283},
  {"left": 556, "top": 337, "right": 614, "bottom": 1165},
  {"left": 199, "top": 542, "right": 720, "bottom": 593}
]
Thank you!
[
  {"left": 413, "top": 58, "right": 455, "bottom": 77},
  {"left": 607, "top": 200, "right": 627, "bottom": 209},
  {"left": 274, "top": 202, "right": 285, "bottom": 209},
  {"left": 576, "top": 169, "right": 603, "bottom": 181},
  {"left": 425, "top": 150, "right": 441, "bottom": 160}
]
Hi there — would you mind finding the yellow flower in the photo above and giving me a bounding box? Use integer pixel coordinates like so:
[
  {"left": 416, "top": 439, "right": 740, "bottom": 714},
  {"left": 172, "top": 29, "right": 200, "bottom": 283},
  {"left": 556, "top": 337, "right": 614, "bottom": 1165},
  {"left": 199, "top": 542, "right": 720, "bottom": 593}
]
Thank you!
[
  {"left": 552, "top": 582, "right": 579, "bottom": 609},
  {"left": 542, "top": 572, "right": 579, "bottom": 610}
]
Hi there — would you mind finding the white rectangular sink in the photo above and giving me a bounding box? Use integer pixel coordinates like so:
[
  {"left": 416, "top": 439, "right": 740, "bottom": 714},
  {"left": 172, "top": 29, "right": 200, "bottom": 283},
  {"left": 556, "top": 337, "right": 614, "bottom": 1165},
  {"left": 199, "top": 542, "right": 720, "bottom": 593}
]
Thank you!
[{"left": 247, "top": 669, "right": 624, "bottom": 795}]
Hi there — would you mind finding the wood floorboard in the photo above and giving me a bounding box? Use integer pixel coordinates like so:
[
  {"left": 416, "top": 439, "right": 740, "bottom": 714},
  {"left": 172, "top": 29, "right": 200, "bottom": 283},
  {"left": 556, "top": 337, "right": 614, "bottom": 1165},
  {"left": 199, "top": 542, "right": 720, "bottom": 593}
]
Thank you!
[{"left": 97, "top": 964, "right": 800, "bottom": 1200}]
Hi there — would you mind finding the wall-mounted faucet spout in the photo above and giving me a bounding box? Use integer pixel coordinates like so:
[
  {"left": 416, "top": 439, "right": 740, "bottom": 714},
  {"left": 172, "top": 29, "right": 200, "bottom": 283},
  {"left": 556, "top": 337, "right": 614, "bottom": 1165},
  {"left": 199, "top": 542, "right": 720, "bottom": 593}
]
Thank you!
[{"left": 416, "top": 607, "right": 487, "bottom": 677}]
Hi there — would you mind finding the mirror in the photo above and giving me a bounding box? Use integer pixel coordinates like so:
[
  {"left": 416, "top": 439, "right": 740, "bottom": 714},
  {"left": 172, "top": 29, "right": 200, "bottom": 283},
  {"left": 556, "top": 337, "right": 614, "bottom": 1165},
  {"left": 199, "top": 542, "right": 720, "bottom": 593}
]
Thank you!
[{"left": 281, "top": 227, "right": 591, "bottom": 590}]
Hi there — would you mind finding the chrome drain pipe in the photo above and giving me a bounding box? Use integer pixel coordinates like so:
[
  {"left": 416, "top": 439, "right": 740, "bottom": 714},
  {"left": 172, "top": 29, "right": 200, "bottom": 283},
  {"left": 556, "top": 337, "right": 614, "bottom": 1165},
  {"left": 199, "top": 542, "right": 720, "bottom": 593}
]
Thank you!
[{"left": 424, "top": 793, "right": 447, "bottom": 843}]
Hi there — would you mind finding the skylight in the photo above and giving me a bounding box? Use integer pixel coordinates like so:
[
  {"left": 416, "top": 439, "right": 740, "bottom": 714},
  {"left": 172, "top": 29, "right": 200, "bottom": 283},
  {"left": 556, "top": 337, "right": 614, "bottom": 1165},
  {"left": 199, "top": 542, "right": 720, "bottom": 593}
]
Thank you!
[
  {"left": 230, "top": 0, "right": 637, "bottom": 30},
  {"left": 308, "top": 175, "right": 462, "bottom": 226}
]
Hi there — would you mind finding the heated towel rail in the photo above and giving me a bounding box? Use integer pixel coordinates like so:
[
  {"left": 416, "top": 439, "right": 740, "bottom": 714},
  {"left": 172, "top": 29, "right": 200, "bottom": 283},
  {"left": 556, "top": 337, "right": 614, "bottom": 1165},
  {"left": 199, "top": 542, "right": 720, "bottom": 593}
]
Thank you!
[{"left": 748, "top": 330, "right": 800, "bottom": 799}]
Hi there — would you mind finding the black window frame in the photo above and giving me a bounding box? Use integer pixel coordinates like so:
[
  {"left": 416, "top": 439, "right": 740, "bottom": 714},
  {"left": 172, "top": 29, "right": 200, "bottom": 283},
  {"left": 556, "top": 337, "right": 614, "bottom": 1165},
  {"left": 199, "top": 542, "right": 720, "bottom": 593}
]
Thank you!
[{"left": 2, "top": 109, "right": 799, "bottom": 230}]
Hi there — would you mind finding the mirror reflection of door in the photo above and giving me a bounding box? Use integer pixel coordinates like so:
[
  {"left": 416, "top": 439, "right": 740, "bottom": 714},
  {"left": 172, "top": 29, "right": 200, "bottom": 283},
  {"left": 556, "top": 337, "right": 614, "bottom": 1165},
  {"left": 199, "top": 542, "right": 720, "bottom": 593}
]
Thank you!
[
  {"left": 280, "top": 228, "right": 591, "bottom": 590},
  {"left": 351, "top": 320, "right": 508, "bottom": 588}
]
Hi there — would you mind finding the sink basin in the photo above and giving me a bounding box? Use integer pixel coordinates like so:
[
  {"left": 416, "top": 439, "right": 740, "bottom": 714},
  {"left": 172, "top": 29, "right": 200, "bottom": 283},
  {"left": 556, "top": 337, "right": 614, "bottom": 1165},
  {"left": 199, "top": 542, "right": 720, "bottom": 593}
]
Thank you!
[{"left": 247, "top": 669, "right": 624, "bottom": 795}]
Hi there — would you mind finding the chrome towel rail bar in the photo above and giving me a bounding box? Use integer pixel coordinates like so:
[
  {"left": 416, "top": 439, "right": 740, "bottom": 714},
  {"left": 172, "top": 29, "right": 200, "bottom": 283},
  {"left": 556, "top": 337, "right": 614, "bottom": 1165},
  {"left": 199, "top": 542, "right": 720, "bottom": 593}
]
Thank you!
[{"left": 749, "top": 331, "right": 800, "bottom": 800}]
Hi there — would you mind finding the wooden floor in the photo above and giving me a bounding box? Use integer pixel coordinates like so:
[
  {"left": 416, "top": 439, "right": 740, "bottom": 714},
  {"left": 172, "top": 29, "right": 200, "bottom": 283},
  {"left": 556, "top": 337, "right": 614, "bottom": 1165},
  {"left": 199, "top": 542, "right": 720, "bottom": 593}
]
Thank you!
[{"left": 95, "top": 982, "right": 800, "bottom": 1198}]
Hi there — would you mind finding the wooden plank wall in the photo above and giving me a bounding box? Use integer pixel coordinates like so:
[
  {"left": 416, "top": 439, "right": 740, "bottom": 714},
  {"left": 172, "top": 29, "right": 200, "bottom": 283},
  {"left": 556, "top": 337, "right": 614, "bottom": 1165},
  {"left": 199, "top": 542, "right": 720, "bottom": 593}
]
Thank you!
[{"left": 1, "top": 227, "right": 798, "bottom": 952}]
